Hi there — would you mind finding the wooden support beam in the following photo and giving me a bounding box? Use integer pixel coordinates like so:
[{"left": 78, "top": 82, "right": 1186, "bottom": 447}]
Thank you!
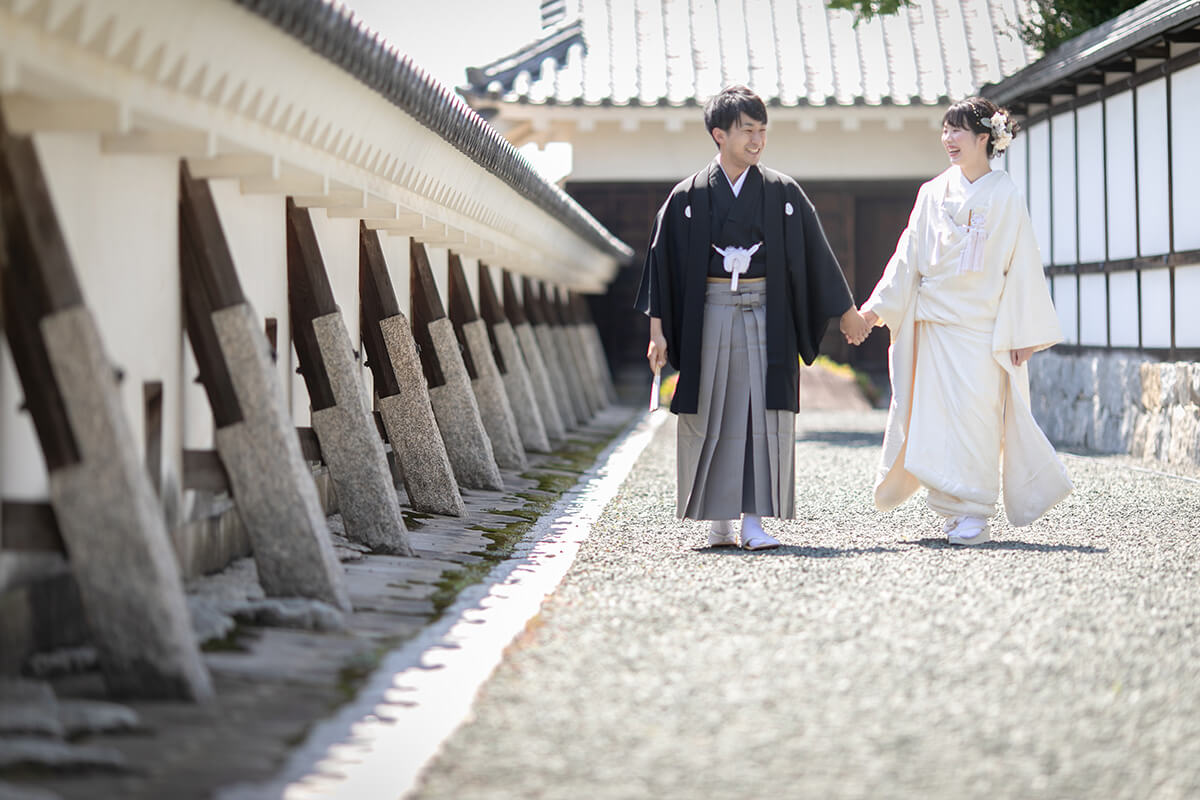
[
  {"left": 410, "top": 239, "right": 447, "bottom": 388},
  {"left": 359, "top": 223, "right": 402, "bottom": 398},
  {"left": 502, "top": 269, "right": 528, "bottom": 326},
  {"left": 477, "top": 263, "right": 508, "bottom": 374},
  {"left": 285, "top": 198, "right": 338, "bottom": 411},
  {"left": 0, "top": 500, "right": 65, "bottom": 553},
  {"left": 296, "top": 426, "right": 323, "bottom": 463},
  {"left": 522, "top": 275, "right": 548, "bottom": 326},
  {"left": 183, "top": 449, "right": 231, "bottom": 493},
  {"left": 179, "top": 161, "right": 245, "bottom": 427},
  {"left": 447, "top": 252, "right": 479, "bottom": 379}
]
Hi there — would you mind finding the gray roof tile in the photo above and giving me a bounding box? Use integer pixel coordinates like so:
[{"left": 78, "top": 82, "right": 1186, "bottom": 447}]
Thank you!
[{"left": 465, "top": 0, "right": 1035, "bottom": 107}]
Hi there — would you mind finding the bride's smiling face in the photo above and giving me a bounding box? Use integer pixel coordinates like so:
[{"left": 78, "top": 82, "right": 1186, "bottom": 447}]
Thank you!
[{"left": 942, "top": 123, "right": 989, "bottom": 168}]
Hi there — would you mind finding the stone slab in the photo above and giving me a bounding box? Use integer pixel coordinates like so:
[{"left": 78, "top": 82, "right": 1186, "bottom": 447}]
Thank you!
[
  {"left": 212, "top": 303, "right": 350, "bottom": 613},
  {"left": 310, "top": 312, "right": 412, "bottom": 556},
  {"left": 426, "top": 318, "right": 503, "bottom": 490},
  {"left": 583, "top": 322, "right": 619, "bottom": 404},
  {"left": 42, "top": 307, "right": 213, "bottom": 701},
  {"left": 462, "top": 320, "right": 527, "bottom": 471},
  {"left": 513, "top": 322, "right": 567, "bottom": 445},
  {"left": 377, "top": 314, "right": 465, "bottom": 517},
  {"left": 530, "top": 323, "right": 579, "bottom": 429},
  {"left": 546, "top": 324, "right": 591, "bottom": 423},
  {"left": 490, "top": 321, "right": 552, "bottom": 453},
  {"left": 566, "top": 322, "right": 607, "bottom": 413}
]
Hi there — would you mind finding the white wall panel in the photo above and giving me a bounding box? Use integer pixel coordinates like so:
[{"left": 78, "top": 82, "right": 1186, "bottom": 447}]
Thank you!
[
  {"left": 1052, "top": 275, "right": 1077, "bottom": 344},
  {"left": 1137, "top": 79, "right": 1170, "bottom": 256},
  {"left": 1108, "top": 270, "right": 1140, "bottom": 347},
  {"left": 0, "top": 340, "right": 49, "bottom": 498},
  {"left": 1005, "top": 133, "right": 1028, "bottom": 202},
  {"left": 1028, "top": 121, "right": 1052, "bottom": 266},
  {"left": 1050, "top": 112, "right": 1077, "bottom": 265},
  {"left": 1076, "top": 103, "right": 1106, "bottom": 263},
  {"left": 379, "top": 233, "right": 413, "bottom": 318},
  {"left": 1079, "top": 273, "right": 1108, "bottom": 346},
  {"left": 1105, "top": 91, "right": 1137, "bottom": 260},
  {"left": 1140, "top": 267, "right": 1171, "bottom": 348},
  {"left": 1172, "top": 63, "right": 1200, "bottom": 252},
  {"left": 1174, "top": 264, "right": 1200, "bottom": 347}
]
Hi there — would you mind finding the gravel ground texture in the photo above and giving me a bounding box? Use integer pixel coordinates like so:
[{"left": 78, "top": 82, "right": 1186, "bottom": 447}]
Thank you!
[{"left": 412, "top": 409, "right": 1200, "bottom": 800}]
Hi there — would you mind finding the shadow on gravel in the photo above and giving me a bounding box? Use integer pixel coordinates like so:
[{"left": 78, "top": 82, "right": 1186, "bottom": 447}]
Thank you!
[
  {"left": 901, "top": 537, "right": 1108, "bottom": 554},
  {"left": 695, "top": 545, "right": 903, "bottom": 558},
  {"left": 795, "top": 430, "right": 884, "bottom": 448}
]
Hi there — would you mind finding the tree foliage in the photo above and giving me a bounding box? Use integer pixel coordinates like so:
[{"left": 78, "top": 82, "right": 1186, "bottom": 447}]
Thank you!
[{"left": 825, "top": 0, "right": 1144, "bottom": 53}]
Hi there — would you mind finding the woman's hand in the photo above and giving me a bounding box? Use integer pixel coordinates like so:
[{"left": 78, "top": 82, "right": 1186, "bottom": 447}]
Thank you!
[
  {"left": 648, "top": 317, "right": 668, "bottom": 372},
  {"left": 862, "top": 309, "right": 879, "bottom": 328},
  {"left": 1011, "top": 346, "right": 1035, "bottom": 367}
]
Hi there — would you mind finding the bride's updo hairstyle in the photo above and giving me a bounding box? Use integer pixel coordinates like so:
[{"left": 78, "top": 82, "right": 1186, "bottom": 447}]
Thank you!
[{"left": 943, "top": 96, "right": 1019, "bottom": 159}]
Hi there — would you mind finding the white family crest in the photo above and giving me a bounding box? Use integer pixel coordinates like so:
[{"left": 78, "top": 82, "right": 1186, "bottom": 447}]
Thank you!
[{"left": 712, "top": 242, "right": 762, "bottom": 291}]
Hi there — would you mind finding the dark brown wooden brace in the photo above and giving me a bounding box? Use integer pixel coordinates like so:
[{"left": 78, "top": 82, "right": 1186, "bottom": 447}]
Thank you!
[
  {"left": 358, "top": 223, "right": 402, "bottom": 399},
  {"left": 178, "top": 161, "right": 245, "bottom": 428},
  {"left": 446, "top": 252, "right": 479, "bottom": 379},
  {"left": 501, "top": 269, "right": 528, "bottom": 326},
  {"left": 521, "top": 275, "right": 547, "bottom": 326},
  {"left": 409, "top": 239, "right": 447, "bottom": 388},
  {"left": 0, "top": 111, "right": 83, "bottom": 470},
  {"left": 476, "top": 263, "right": 508, "bottom": 373},
  {"left": 285, "top": 199, "right": 337, "bottom": 411}
]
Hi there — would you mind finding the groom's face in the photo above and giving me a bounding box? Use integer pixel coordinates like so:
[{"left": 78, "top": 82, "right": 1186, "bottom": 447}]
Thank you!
[{"left": 713, "top": 112, "right": 767, "bottom": 173}]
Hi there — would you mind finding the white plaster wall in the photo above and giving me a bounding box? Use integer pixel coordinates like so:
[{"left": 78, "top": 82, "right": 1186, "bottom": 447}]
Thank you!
[
  {"left": 1109, "top": 270, "right": 1139, "bottom": 347},
  {"left": 1136, "top": 79, "right": 1170, "bottom": 257},
  {"left": 1172, "top": 63, "right": 1200, "bottom": 252},
  {"left": 1075, "top": 103, "right": 1106, "bottom": 263},
  {"left": 459, "top": 254, "right": 482, "bottom": 311},
  {"left": 0, "top": 340, "right": 48, "bottom": 499},
  {"left": 27, "top": 133, "right": 182, "bottom": 501},
  {"left": 1175, "top": 263, "right": 1200, "bottom": 348},
  {"left": 308, "top": 209, "right": 366, "bottom": 409},
  {"left": 379, "top": 233, "right": 413, "bottom": 318},
  {"left": 1027, "top": 121, "right": 1052, "bottom": 267},
  {"left": 1105, "top": 91, "right": 1137, "bottom": 261},
  {"left": 1052, "top": 274, "right": 1077, "bottom": 344},
  {"left": 1050, "top": 112, "right": 1077, "bottom": 266},
  {"left": 1079, "top": 273, "right": 1107, "bottom": 347},
  {"left": 425, "top": 246, "right": 450, "bottom": 315},
  {"left": 1005, "top": 134, "right": 1028, "bottom": 202},
  {"left": 1140, "top": 267, "right": 1171, "bottom": 348},
  {"left": 564, "top": 118, "right": 948, "bottom": 182}
]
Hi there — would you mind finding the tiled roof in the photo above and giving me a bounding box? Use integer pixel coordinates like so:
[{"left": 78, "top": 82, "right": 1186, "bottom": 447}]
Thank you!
[
  {"left": 982, "top": 0, "right": 1200, "bottom": 107},
  {"left": 234, "top": 0, "right": 632, "bottom": 262},
  {"left": 463, "top": 0, "right": 1039, "bottom": 107}
]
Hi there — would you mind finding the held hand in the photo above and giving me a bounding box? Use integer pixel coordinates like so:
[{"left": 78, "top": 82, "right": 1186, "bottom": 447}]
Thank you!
[
  {"left": 1011, "top": 346, "right": 1035, "bottom": 367},
  {"left": 839, "top": 308, "right": 871, "bottom": 346},
  {"left": 862, "top": 309, "right": 879, "bottom": 328},
  {"left": 647, "top": 333, "right": 668, "bottom": 372}
]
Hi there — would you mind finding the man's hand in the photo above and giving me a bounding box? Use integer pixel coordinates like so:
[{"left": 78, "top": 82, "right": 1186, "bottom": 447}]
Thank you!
[
  {"left": 840, "top": 307, "right": 870, "bottom": 346},
  {"left": 1011, "top": 346, "right": 1035, "bottom": 367},
  {"left": 648, "top": 317, "right": 668, "bottom": 372}
]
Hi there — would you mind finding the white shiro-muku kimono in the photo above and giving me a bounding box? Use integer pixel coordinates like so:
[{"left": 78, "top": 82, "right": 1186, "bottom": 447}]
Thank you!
[{"left": 862, "top": 166, "right": 1073, "bottom": 526}]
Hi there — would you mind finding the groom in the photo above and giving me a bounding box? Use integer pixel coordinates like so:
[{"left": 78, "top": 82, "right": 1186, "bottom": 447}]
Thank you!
[{"left": 636, "top": 84, "right": 869, "bottom": 550}]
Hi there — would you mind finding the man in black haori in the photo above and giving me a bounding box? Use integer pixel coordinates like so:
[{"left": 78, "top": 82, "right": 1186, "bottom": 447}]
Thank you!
[{"left": 637, "top": 85, "right": 870, "bottom": 550}]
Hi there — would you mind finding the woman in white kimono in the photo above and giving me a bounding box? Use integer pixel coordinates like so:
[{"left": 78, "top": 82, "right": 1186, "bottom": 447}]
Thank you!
[{"left": 860, "top": 96, "right": 1073, "bottom": 545}]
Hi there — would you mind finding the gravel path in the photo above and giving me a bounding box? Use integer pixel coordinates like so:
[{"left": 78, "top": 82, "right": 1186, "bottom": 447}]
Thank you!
[{"left": 412, "top": 410, "right": 1200, "bottom": 800}]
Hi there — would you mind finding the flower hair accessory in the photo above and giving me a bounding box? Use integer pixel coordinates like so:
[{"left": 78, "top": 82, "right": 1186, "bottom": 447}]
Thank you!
[{"left": 988, "top": 111, "right": 1014, "bottom": 155}]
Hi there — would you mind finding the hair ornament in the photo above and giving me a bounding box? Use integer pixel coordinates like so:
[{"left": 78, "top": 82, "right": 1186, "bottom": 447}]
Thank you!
[{"left": 989, "top": 110, "right": 1014, "bottom": 155}]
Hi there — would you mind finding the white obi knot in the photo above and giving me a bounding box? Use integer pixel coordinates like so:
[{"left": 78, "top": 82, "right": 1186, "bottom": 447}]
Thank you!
[
  {"left": 712, "top": 242, "right": 762, "bottom": 291},
  {"left": 684, "top": 205, "right": 692, "bottom": 219},
  {"left": 958, "top": 209, "right": 987, "bottom": 275}
]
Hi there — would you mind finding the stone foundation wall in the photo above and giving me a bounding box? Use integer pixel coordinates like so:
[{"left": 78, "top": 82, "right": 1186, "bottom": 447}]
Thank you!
[{"left": 1030, "top": 351, "right": 1200, "bottom": 466}]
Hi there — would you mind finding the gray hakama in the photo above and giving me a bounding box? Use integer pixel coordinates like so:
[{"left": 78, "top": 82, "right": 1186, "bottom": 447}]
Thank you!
[{"left": 676, "top": 281, "right": 796, "bottom": 520}]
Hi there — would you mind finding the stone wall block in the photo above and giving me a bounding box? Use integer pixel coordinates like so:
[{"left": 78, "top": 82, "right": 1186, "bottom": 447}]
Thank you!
[
  {"left": 523, "top": 323, "right": 577, "bottom": 431},
  {"left": 584, "top": 323, "right": 619, "bottom": 404},
  {"left": 567, "top": 324, "right": 607, "bottom": 412},
  {"left": 1188, "top": 363, "right": 1200, "bottom": 407},
  {"left": 377, "top": 314, "right": 465, "bottom": 517},
  {"left": 554, "top": 325, "right": 594, "bottom": 420},
  {"left": 492, "top": 321, "right": 552, "bottom": 453},
  {"left": 42, "top": 307, "right": 213, "bottom": 700},
  {"left": 1141, "top": 364, "right": 1162, "bottom": 411},
  {"left": 462, "top": 319, "right": 527, "bottom": 471},
  {"left": 1167, "top": 405, "right": 1200, "bottom": 465},
  {"left": 426, "top": 318, "right": 504, "bottom": 490},
  {"left": 212, "top": 304, "right": 351, "bottom": 613},
  {"left": 310, "top": 313, "right": 412, "bottom": 556},
  {"left": 512, "top": 322, "right": 567, "bottom": 445}
]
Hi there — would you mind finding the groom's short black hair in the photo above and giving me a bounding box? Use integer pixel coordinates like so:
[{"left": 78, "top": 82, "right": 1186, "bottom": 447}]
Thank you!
[{"left": 704, "top": 85, "right": 768, "bottom": 146}]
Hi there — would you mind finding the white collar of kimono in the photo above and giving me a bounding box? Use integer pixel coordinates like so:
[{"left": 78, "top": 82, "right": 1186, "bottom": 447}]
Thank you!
[{"left": 715, "top": 158, "right": 749, "bottom": 197}]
